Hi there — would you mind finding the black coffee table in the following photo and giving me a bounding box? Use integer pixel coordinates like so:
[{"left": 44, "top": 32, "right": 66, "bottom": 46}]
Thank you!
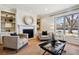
[{"left": 39, "top": 40, "right": 66, "bottom": 55}]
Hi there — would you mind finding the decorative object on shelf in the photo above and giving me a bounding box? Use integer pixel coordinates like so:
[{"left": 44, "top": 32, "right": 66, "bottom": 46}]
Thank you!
[
  {"left": 23, "top": 16, "right": 33, "bottom": 25},
  {"left": 9, "top": 19, "right": 13, "bottom": 22},
  {"left": 37, "top": 18, "right": 41, "bottom": 31}
]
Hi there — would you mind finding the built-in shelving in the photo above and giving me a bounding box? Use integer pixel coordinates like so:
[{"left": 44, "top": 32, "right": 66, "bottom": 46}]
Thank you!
[
  {"left": 1, "top": 11, "right": 16, "bottom": 32},
  {"left": 37, "top": 18, "right": 41, "bottom": 31}
]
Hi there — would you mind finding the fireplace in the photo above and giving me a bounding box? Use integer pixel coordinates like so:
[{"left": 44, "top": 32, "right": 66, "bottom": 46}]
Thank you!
[{"left": 23, "top": 29, "right": 34, "bottom": 38}]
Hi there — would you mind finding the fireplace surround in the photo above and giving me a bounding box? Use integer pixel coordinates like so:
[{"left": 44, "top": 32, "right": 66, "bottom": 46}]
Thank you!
[{"left": 18, "top": 25, "right": 34, "bottom": 38}]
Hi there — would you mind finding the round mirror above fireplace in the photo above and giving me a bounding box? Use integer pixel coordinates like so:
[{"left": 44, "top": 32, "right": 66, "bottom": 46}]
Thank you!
[{"left": 24, "top": 16, "right": 33, "bottom": 25}]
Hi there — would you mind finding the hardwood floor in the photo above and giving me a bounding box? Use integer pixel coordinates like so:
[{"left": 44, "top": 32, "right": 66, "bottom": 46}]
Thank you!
[
  {"left": 0, "top": 38, "right": 44, "bottom": 55},
  {"left": 0, "top": 38, "right": 79, "bottom": 55}
]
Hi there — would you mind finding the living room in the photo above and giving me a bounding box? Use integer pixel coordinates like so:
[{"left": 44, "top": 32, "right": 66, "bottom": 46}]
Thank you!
[{"left": 0, "top": 4, "right": 79, "bottom": 55}]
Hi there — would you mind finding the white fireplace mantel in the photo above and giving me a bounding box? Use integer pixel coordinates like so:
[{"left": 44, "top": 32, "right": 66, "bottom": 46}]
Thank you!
[{"left": 17, "top": 25, "right": 35, "bottom": 34}]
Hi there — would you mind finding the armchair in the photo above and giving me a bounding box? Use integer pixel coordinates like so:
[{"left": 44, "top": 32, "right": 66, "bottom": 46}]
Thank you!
[{"left": 38, "top": 31, "right": 52, "bottom": 41}]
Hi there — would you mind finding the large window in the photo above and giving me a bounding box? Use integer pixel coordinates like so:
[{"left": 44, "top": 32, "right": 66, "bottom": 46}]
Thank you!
[
  {"left": 55, "top": 13, "right": 79, "bottom": 37},
  {"left": 55, "top": 17, "right": 64, "bottom": 35},
  {"left": 65, "top": 14, "right": 79, "bottom": 37}
]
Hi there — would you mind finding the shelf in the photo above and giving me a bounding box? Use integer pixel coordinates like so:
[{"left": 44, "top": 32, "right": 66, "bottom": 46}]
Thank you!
[
  {"left": 1, "top": 11, "right": 16, "bottom": 15},
  {"left": 1, "top": 16, "right": 15, "bottom": 19},
  {"left": 1, "top": 21, "right": 15, "bottom": 24}
]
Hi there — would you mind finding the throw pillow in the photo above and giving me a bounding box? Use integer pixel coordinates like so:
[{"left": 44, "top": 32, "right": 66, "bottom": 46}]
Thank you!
[{"left": 42, "top": 31, "right": 47, "bottom": 35}]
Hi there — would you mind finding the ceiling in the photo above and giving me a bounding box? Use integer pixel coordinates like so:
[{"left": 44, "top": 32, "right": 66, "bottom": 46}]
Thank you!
[{"left": 1, "top": 4, "right": 77, "bottom": 15}]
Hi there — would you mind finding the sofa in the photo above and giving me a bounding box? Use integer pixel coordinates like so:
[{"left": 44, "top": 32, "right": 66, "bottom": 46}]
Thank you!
[{"left": 3, "top": 34, "right": 28, "bottom": 50}]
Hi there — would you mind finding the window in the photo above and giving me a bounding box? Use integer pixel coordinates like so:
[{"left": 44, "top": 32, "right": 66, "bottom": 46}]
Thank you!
[
  {"left": 65, "top": 14, "right": 79, "bottom": 37},
  {"left": 55, "top": 13, "right": 79, "bottom": 37},
  {"left": 55, "top": 17, "right": 64, "bottom": 35}
]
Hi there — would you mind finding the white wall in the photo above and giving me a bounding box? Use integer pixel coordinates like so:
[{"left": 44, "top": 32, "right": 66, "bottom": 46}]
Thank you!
[
  {"left": 0, "top": 5, "right": 37, "bottom": 44},
  {"left": 16, "top": 8, "right": 37, "bottom": 35},
  {"left": 41, "top": 16, "right": 54, "bottom": 33},
  {"left": 0, "top": 5, "right": 37, "bottom": 35}
]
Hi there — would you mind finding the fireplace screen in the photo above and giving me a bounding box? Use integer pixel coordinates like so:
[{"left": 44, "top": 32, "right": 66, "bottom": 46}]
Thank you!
[{"left": 23, "top": 29, "right": 34, "bottom": 38}]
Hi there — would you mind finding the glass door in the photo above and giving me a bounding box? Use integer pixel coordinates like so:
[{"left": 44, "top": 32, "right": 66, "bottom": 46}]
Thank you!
[
  {"left": 55, "top": 17, "right": 65, "bottom": 40},
  {"left": 55, "top": 13, "right": 79, "bottom": 41}
]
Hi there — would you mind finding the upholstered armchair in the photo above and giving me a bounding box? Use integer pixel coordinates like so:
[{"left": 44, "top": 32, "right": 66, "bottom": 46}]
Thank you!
[{"left": 38, "top": 31, "right": 52, "bottom": 41}]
